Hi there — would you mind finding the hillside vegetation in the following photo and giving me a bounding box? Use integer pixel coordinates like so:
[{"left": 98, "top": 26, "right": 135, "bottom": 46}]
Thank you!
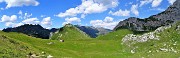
[
  {"left": 50, "top": 24, "right": 91, "bottom": 40},
  {"left": 0, "top": 22, "right": 180, "bottom": 58}
]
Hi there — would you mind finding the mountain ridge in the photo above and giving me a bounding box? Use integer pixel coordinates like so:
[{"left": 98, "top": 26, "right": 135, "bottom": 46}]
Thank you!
[
  {"left": 114, "top": 0, "right": 180, "bottom": 31},
  {"left": 75, "top": 25, "right": 112, "bottom": 38}
]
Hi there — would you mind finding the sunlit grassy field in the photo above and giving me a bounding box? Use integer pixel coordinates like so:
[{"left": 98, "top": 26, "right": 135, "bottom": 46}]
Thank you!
[{"left": 0, "top": 22, "right": 180, "bottom": 58}]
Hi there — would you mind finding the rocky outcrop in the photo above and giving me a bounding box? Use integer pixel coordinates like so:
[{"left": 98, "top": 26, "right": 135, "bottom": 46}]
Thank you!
[
  {"left": 122, "top": 25, "right": 172, "bottom": 45},
  {"left": 114, "top": 0, "right": 180, "bottom": 31}
]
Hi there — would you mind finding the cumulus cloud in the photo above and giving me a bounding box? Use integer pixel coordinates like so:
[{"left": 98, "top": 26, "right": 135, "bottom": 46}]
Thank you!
[
  {"left": 131, "top": 4, "right": 139, "bottom": 16},
  {"left": 90, "top": 16, "right": 119, "bottom": 29},
  {"left": 1, "top": 15, "right": 17, "bottom": 22},
  {"left": 65, "top": 17, "right": 81, "bottom": 23},
  {"left": 18, "top": 10, "right": 33, "bottom": 19},
  {"left": 62, "top": 22, "right": 71, "bottom": 26},
  {"left": 0, "top": 8, "right": 4, "bottom": 10},
  {"left": 139, "top": 0, "right": 162, "bottom": 7},
  {"left": 22, "top": 18, "right": 40, "bottom": 24},
  {"left": 140, "top": 0, "right": 153, "bottom": 7},
  {"left": 104, "top": 16, "right": 114, "bottom": 23},
  {"left": 109, "top": 9, "right": 130, "bottom": 16},
  {"left": 168, "top": 0, "right": 176, "bottom": 5},
  {"left": 5, "top": 22, "right": 24, "bottom": 27},
  {"left": 0, "top": 11, "right": 53, "bottom": 28},
  {"left": 152, "top": 0, "right": 162, "bottom": 7},
  {"left": 14, "top": 23, "right": 24, "bottom": 27},
  {"left": 41, "top": 17, "right": 52, "bottom": 26},
  {"left": 0, "top": 15, "right": 24, "bottom": 27},
  {"left": 56, "top": 0, "right": 119, "bottom": 18},
  {"left": 0, "top": 0, "right": 39, "bottom": 8},
  {"left": 62, "top": 17, "right": 81, "bottom": 26},
  {"left": 18, "top": 10, "right": 23, "bottom": 15},
  {"left": 5, "top": 22, "right": 14, "bottom": 27}
]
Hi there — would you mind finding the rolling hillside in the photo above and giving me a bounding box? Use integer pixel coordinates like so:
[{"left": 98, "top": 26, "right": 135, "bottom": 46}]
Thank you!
[
  {"left": 0, "top": 29, "right": 132, "bottom": 58},
  {"left": 0, "top": 21, "right": 180, "bottom": 58},
  {"left": 75, "top": 25, "right": 112, "bottom": 38},
  {"left": 1, "top": 0, "right": 180, "bottom": 58},
  {"left": 50, "top": 24, "right": 90, "bottom": 40}
]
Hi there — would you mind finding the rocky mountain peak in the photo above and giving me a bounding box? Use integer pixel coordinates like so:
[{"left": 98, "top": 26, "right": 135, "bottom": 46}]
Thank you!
[{"left": 114, "top": 0, "right": 180, "bottom": 31}]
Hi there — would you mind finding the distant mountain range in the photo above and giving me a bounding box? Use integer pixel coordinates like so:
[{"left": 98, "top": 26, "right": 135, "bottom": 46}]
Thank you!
[
  {"left": 2, "top": 24, "right": 58, "bottom": 39},
  {"left": 114, "top": 0, "right": 180, "bottom": 31},
  {"left": 2, "top": 24, "right": 111, "bottom": 39},
  {"left": 75, "top": 25, "right": 112, "bottom": 38},
  {"left": 2, "top": 0, "right": 180, "bottom": 39}
]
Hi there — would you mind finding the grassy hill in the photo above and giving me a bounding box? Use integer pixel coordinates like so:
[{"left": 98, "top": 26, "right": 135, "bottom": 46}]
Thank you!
[
  {"left": 0, "top": 31, "right": 132, "bottom": 58},
  {"left": 96, "top": 29, "right": 132, "bottom": 40},
  {"left": 50, "top": 24, "right": 91, "bottom": 40},
  {"left": 0, "top": 31, "right": 46, "bottom": 58},
  {"left": 120, "top": 22, "right": 180, "bottom": 58},
  {"left": 0, "top": 22, "right": 180, "bottom": 58}
]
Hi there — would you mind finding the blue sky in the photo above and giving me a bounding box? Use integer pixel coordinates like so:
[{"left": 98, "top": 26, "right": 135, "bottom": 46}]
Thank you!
[{"left": 0, "top": 0, "right": 176, "bottom": 30}]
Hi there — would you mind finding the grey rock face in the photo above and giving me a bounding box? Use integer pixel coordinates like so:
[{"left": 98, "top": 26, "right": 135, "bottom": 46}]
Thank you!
[{"left": 114, "top": 0, "right": 180, "bottom": 31}]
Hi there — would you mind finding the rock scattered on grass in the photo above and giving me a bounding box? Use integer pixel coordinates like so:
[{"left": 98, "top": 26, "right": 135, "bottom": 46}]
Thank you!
[
  {"left": 122, "top": 25, "right": 171, "bottom": 45},
  {"left": 47, "top": 55, "right": 53, "bottom": 58}
]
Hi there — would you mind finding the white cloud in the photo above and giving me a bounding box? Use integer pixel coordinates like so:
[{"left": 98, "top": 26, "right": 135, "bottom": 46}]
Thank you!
[
  {"left": 131, "top": 4, "right": 139, "bottom": 16},
  {"left": 139, "top": 0, "right": 162, "bottom": 7},
  {"left": 104, "top": 16, "right": 113, "bottom": 23},
  {"left": 90, "top": 16, "right": 119, "bottom": 29},
  {"left": 152, "top": 0, "right": 162, "bottom": 7},
  {"left": 62, "top": 17, "right": 81, "bottom": 26},
  {"left": 1, "top": 15, "right": 17, "bottom": 22},
  {"left": 56, "top": 0, "right": 119, "bottom": 18},
  {"left": 0, "top": 15, "right": 25, "bottom": 27},
  {"left": 41, "top": 17, "right": 52, "bottom": 26},
  {"left": 5, "top": 22, "right": 14, "bottom": 27},
  {"left": 65, "top": 17, "right": 81, "bottom": 23},
  {"left": 140, "top": 0, "right": 153, "bottom": 7},
  {"left": 14, "top": 23, "right": 24, "bottom": 27},
  {"left": 18, "top": 10, "right": 23, "bottom": 15},
  {"left": 40, "top": 15, "right": 46, "bottom": 17},
  {"left": 109, "top": 9, "right": 130, "bottom": 16},
  {"left": 5, "top": 22, "right": 24, "bottom": 27},
  {"left": 24, "top": 13, "right": 32, "bottom": 19},
  {"left": 57, "top": 8, "right": 80, "bottom": 18},
  {"left": 0, "top": 0, "right": 39, "bottom": 8},
  {"left": 22, "top": 18, "right": 40, "bottom": 24},
  {"left": 83, "top": 3, "right": 106, "bottom": 14},
  {"left": 0, "top": 8, "right": 4, "bottom": 10},
  {"left": 93, "top": 0, "right": 118, "bottom": 7},
  {"left": 18, "top": 11, "right": 33, "bottom": 19},
  {"left": 81, "top": 14, "right": 86, "bottom": 19},
  {"left": 62, "top": 22, "right": 70, "bottom": 26},
  {"left": 168, "top": 0, "right": 176, "bottom": 5}
]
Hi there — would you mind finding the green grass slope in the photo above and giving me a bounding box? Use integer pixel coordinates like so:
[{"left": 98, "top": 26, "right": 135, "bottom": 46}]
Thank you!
[
  {"left": 50, "top": 24, "right": 90, "bottom": 40},
  {"left": 0, "top": 32, "right": 45, "bottom": 58},
  {"left": 120, "top": 22, "right": 180, "bottom": 58},
  {"left": 0, "top": 30, "right": 133, "bottom": 58},
  {"left": 97, "top": 29, "right": 132, "bottom": 40},
  {"left": 0, "top": 22, "right": 180, "bottom": 58}
]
